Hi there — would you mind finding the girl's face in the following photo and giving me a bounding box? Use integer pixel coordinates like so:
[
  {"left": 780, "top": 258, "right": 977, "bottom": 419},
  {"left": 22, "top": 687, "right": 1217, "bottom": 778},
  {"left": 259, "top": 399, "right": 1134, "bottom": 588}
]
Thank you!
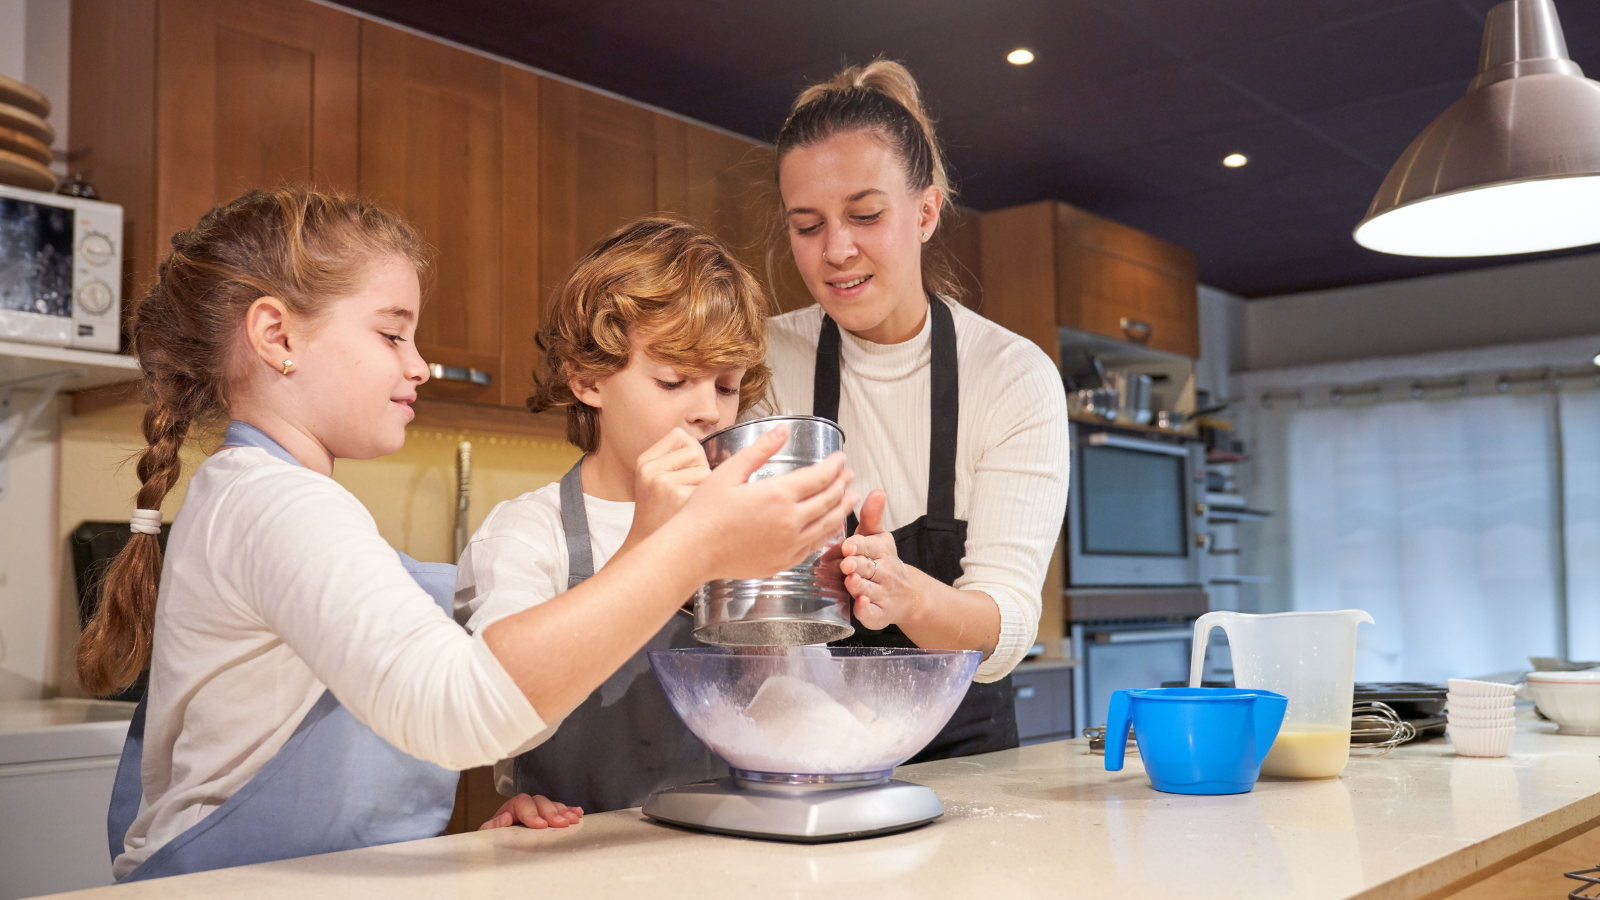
[
  {"left": 779, "top": 129, "right": 942, "bottom": 344},
  {"left": 285, "top": 255, "right": 429, "bottom": 460},
  {"left": 576, "top": 329, "right": 745, "bottom": 479}
]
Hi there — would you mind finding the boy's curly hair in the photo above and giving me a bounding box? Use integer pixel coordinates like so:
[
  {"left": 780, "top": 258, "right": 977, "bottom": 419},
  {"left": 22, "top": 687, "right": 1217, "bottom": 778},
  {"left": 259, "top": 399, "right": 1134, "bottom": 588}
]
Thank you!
[{"left": 530, "top": 216, "right": 773, "bottom": 452}]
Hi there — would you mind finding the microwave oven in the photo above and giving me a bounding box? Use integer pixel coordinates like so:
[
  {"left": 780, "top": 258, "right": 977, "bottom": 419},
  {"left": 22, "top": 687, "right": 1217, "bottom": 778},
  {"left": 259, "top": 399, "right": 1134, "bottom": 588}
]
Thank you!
[
  {"left": 1066, "top": 422, "right": 1207, "bottom": 587},
  {"left": 0, "top": 183, "right": 123, "bottom": 352}
]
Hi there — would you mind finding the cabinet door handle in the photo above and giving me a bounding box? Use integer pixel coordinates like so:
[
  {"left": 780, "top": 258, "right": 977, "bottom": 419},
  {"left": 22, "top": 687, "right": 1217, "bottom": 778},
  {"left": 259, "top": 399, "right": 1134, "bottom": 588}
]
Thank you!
[
  {"left": 429, "top": 364, "right": 493, "bottom": 386},
  {"left": 1120, "top": 318, "right": 1152, "bottom": 343},
  {"left": 1015, "top": 685, "right": 1036, "bottom": 700}
]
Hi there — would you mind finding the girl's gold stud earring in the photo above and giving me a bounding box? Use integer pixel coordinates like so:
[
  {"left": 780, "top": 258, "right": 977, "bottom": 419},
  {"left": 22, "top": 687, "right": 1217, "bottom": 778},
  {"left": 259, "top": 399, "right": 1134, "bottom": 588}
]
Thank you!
[{"left": 281, "top": 359, "right": 294, "bottom": 375}]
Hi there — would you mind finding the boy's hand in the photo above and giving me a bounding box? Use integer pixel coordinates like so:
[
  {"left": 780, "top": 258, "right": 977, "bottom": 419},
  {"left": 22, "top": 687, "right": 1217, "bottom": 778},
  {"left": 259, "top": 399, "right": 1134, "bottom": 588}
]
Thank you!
[
  {"left": 628, "top": 428, "right": 712, "bottom": 544},
  {"left": 477, "top": 793, "right": 583, "bottom": 830},
  {"left": 674, "top": 425, "right": 858, "bottom": 581}
]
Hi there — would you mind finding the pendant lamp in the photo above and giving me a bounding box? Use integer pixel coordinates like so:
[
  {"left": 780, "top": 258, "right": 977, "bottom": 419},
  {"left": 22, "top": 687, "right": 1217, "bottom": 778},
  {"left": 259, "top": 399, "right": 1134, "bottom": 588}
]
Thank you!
[{"left": 1353, "top": 0, "right": 1600, "bottom": 257}]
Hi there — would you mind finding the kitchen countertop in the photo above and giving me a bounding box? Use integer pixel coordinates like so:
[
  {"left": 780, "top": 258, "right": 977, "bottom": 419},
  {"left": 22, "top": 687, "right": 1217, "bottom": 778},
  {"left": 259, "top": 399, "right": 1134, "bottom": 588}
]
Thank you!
[
  {"left": 37, "top": 709, "right": 1600, "bottom": 900},
  {"left": 0, "top": 699, "right": 136, "bottom": 766}
]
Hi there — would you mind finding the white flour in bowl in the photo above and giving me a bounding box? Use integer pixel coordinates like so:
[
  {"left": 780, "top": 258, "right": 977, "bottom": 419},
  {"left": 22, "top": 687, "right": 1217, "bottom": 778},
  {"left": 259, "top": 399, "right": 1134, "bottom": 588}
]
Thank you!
[{"left": 695, "top": 674, "right": 916, "bottom": 773}]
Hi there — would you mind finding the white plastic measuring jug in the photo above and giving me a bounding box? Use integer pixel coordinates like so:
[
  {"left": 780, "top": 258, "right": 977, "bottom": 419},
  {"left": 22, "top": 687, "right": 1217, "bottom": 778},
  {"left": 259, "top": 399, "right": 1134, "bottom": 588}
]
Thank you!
[{"left": 1189, "top": 609, "right": 1374, "bottom": 778}]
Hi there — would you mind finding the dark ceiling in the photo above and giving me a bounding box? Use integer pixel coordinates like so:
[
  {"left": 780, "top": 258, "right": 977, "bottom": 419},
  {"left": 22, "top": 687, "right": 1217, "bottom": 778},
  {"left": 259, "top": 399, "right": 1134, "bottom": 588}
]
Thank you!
[{"left": 340, "top": 0, "right": 1600, "bottom": 298}]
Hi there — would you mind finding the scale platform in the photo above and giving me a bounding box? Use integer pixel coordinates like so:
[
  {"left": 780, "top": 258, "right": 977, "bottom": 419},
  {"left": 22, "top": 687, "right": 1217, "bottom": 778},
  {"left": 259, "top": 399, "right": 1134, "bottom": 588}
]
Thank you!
[{"left": 642, "top": 770, "right": 944, "bottom": 843}]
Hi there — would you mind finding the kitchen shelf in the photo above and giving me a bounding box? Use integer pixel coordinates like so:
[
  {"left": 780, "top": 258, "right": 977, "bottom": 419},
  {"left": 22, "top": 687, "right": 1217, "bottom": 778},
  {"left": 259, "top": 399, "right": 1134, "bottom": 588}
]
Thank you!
[
  {"left": 1067, "top": 413, "right": 1199, "bottom": 441},
  {"left": 0, "top": 340, "right": 141, "bottom": 392}
]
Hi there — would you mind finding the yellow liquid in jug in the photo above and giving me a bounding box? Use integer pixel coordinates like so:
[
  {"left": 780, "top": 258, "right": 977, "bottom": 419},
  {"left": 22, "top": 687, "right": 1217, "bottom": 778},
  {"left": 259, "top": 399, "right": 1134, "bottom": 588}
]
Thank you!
[{"left": 1261, "top": 728, "right": 1350, "bottom": 778}]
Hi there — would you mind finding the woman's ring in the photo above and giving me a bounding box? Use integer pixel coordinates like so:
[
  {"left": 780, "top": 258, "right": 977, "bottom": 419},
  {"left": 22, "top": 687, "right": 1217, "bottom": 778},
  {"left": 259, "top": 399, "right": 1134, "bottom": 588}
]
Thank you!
[{"left": 863, "top": 557, "right": 879, "bottom": 582}]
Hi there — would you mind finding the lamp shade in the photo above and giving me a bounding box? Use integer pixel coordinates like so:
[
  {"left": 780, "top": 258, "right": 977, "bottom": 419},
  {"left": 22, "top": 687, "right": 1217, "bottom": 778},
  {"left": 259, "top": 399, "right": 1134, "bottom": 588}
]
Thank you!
[{"left": 1354, "top": 0, "right": 1600, "bottom": 257}]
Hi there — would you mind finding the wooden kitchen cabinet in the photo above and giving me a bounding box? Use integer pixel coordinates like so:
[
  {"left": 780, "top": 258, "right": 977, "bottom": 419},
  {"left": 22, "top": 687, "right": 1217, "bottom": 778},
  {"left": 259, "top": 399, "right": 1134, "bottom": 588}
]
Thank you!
[
  {"left": 157, "top": 0, "right": 360, "bottom": 241},
  {"left": 359, "top": 22, "right": 541, "bottom": 408},
  {"left": 980, "top": 200, "right": 1199, "bottom": 360},
  {"left": 71, "top": 0, "right": 360, "bottom": 318},
  {"left": 675, "top": 124, "right": 813, "bottom": 312},
  {"left": 539, "top": 80, "right": 681, "bottom": 307}
]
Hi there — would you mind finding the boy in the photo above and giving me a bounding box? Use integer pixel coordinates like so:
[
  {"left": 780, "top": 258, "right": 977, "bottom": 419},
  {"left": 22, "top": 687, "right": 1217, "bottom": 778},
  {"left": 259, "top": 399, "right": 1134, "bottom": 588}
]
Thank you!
[{"left": 456, "top": 216, "right": 772, "bottom": 821}]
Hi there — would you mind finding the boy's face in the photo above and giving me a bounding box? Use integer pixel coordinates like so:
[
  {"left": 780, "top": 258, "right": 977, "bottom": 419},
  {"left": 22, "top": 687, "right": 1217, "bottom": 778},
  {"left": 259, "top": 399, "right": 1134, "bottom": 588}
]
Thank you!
[{"left": 575, "top": 329, "right": 746, "bottom": 473}]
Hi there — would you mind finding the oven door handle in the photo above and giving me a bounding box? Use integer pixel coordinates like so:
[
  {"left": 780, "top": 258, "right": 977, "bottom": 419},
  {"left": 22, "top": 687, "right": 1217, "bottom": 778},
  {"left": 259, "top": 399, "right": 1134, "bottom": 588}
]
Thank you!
[
  {"left": 1085, "top": 432, "right": 1191, "bottom": 457},
  {"left": 1099, "top": 628, "right": 1194, "bottom": 644}
]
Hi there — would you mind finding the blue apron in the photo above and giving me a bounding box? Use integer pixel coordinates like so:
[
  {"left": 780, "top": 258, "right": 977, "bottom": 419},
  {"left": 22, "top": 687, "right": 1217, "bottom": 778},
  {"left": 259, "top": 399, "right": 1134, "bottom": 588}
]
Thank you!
[
  {"left": 503, "top": 460, "right": 724, "bottom": 812},
  {"left": 107, "top": 421, "right": 461, "bottom": 882}
]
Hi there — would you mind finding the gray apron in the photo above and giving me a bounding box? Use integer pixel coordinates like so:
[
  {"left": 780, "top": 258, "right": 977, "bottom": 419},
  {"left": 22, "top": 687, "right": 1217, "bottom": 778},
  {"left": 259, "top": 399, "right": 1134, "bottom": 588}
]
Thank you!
[
  {"left": 504, "top": 460, "right": 725, "bottom": 812},
  {"left": 814, "top": 296, "right": 1020, "bottom": 761},
  {"left": 107, "top": 421, "right": 461, "bottom": 882}
]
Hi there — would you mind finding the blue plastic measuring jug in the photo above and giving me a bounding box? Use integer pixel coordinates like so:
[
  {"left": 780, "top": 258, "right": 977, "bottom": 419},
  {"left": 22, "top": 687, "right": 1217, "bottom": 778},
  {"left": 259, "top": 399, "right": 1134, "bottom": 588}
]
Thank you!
[{"left": 1104, "top": 687, "right": 1288, "bottom": 795}]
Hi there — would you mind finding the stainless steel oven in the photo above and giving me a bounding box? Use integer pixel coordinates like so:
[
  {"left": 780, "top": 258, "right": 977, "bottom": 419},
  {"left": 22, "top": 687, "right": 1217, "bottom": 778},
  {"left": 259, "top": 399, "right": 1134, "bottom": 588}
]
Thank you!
[
  {"left": 1066, "top": 423, "right": 1207, "bottom": 588},
  {"left": 1071, "top": 620, "right": 1194, "bottom": 733},
  {"left": 1065, "top": 589, "right": 1212, "bottom": 733}
]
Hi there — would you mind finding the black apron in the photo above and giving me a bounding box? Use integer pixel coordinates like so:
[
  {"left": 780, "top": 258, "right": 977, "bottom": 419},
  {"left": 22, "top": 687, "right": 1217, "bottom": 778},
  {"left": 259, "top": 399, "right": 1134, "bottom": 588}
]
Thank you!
[
  {"left": 506, "top": 461, "right": 726, "bottom": 811},
  {"left": 813, "top": 297, "right": 1019, "bottom": 762}
]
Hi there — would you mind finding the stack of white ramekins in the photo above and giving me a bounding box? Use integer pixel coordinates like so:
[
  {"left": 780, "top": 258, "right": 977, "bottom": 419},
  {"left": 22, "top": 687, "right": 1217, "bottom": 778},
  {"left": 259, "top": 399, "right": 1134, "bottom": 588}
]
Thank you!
[{"left": 1446, "top": 678, "right": 1516, "bottom": 757}]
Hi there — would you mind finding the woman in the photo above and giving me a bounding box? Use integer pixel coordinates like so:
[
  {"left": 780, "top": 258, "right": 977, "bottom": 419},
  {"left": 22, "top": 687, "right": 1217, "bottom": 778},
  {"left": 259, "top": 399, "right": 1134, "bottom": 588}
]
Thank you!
[
  {"left": 82, "top": 187, "right": 854, "bottom": 880},
  {"left": 764, "top": 60, "right": 1070, "bottom": 760}
]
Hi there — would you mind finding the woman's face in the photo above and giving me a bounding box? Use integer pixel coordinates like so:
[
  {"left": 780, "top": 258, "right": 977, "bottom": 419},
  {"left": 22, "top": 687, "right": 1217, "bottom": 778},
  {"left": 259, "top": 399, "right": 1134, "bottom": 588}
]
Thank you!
[{"left": 779, "top": 130, "right": 942, "bottom": 344}]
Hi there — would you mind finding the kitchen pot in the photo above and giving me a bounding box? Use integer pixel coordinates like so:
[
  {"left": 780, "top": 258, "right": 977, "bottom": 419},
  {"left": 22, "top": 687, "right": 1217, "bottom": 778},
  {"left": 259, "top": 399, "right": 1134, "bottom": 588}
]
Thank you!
[
  {"left": 693, "top": 416, "right": 851, "bottom": 646},
  {"left": 1110, "top": 373, "right": 1153, "bottom": 425},
  {"left": 1104, "top": 687, "right": 1287, "bottom": 795}
]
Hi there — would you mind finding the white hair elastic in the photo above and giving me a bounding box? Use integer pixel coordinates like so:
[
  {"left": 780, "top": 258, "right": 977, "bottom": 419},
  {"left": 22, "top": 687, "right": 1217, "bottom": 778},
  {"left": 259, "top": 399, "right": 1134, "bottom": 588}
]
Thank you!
[{"left": 129, "top": 509, "right": 163, "bottom": 535}]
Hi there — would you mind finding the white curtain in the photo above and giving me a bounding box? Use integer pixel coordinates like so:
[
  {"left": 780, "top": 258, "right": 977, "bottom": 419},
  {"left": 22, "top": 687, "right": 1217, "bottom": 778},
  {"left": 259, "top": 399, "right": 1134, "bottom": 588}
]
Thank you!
[
  {"left": 1564, "top": 389, "right": 1600, "bottom": 661},
  {"left": 1285, "top": 393, "right": 1560, "bottom": 681}
]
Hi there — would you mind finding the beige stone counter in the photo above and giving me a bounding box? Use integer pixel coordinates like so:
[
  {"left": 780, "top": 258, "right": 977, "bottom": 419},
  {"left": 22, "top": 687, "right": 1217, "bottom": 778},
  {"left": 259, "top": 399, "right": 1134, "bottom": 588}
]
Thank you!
[{"left": 37, "top": 711, "right": 1600, "bottom": 900}]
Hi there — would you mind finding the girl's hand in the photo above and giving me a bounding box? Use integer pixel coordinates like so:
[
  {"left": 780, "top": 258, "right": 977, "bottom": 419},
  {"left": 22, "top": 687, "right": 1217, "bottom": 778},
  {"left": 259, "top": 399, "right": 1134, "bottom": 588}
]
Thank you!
[
  {"left": 676, "top": 425, "right": 858, "bottom": 581},
  {"left": 477, "top": 793, "right": 583, "bottom": 831},
  {"left": 627, "top": 428, "right": 712, "bottom": 543},
  {"left": 840, "top": 490, "right": 927, "bottom": 630}
]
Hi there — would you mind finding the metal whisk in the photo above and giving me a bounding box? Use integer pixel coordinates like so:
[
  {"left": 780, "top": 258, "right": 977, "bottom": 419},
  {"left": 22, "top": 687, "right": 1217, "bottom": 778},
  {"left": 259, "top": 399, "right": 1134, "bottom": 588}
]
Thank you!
[{"left": 1349, "top": 701, "right": 1416, "bottom": 757}]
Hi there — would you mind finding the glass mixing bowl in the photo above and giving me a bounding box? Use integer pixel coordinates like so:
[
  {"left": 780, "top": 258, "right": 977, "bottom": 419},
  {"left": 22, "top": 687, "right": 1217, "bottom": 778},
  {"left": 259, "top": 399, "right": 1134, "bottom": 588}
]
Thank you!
[{"left": 648, "top": 647, "right": 981, "bottom": 777}]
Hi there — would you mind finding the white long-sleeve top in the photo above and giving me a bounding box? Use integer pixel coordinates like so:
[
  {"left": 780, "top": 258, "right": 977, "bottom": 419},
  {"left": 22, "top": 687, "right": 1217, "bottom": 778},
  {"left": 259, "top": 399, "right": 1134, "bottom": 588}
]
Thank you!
[
  {"left": 762, "top": 300, "right": 1070, "bottom": 682},
  {"left": 115, "top": 447, "right": 545, "bottom": 878}
]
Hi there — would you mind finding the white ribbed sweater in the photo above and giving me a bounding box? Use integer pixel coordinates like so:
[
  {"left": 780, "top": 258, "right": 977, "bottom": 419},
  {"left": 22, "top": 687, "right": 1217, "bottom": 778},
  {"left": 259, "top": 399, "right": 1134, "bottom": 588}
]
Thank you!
[{"left": 761, "top": 300, "right": 1070, "bottom": 682}]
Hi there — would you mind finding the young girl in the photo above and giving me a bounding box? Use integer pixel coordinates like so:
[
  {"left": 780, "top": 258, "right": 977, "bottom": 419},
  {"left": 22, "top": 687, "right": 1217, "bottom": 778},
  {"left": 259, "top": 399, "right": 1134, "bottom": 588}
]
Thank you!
[
  {"left": 81, "top": 187, "right": 854, "bottom": 881},
  {"left": 764, "top": 60, "right": 1070, "bottom": 760},
  {"left": 456, "top": 216, "right": 770, "bottom": 822}
]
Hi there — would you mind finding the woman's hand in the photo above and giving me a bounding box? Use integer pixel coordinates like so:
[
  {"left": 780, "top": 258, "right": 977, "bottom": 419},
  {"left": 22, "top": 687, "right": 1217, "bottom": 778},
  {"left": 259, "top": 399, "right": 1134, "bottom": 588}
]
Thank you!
[
  {"left": 477, "top": 793, "right": 583, "bottom": 831},
  {"left": 840, "top": 490, "right": 927, "bottom": 630},
  {"left": 626, "top": 428, "right": 712, "bottom": 545},
  {"left": 676, "top": 425, "right": 858, "bottom": 581}
]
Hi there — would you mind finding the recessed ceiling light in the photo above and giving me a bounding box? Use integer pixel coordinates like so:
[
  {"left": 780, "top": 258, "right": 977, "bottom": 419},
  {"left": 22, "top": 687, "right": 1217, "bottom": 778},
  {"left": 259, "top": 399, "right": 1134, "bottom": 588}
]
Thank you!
[
  {"left": 1007, "top": 49, "right": 1035, "bottom": 66},
  {"left": 1592, "top": 350, "right": 1600, "bottom": 368},
  {"left": 1222, "top": 153, "right": 1248, "bottom": 168}
]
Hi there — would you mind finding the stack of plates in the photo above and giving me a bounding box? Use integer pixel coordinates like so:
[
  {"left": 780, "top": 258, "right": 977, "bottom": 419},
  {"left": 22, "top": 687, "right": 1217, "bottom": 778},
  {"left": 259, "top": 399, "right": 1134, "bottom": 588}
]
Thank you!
[
  {"left": 0, "top": 73, "right": 56, "bottom": 192},
  {"left": 1446, "top": 678, "right": 1516, "bottom": 757}
]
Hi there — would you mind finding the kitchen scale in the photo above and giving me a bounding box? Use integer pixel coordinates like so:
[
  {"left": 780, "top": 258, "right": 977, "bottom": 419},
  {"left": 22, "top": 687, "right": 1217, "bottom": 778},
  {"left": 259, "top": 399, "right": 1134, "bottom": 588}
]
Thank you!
[
  {"left": 642, "top": 768, "right": 944, "bottom": 843},
  {"left": 644, "top": 646, "right": 981, "bottom": 844}
]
